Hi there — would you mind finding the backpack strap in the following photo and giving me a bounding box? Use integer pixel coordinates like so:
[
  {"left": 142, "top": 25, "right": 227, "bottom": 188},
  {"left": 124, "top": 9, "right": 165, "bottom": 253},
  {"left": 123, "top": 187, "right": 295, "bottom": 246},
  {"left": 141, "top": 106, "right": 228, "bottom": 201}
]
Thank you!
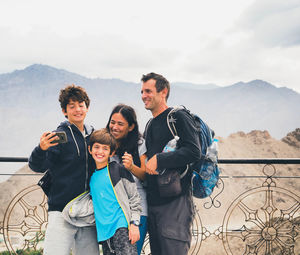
[
  {"left": 145, "top": 108, "right": 190, "bottom": 179},
  {"left": 143, "top": 118, "right": 153, "bottom": 140},
  {"left": 166, "top": 106, "right": 190, "bottom": 179},
  {"left": 167, "top": 106, "right": 186, "bottom": 140}
]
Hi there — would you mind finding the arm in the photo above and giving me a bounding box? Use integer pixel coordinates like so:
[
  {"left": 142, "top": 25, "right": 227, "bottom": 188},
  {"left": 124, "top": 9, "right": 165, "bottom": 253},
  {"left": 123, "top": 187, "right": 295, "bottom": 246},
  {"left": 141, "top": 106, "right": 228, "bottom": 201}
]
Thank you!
[
  {"left": 128, "top": 224, "right": 140, "bottom": 244},
  {"left": 119, "top": 167, "right": 142, "bottom": 244},
  {"left": 145, "top": 154, "right": 158, "bottom": 175},
  {"left": 28, "top": 132, "right": 60, "bottom": 173},
  {"left": 150, "top": 110, "right": 201, "bottom": 172},
  {"left": 121, "top": 169, "right": 142, "bottom": 223},
  {"left": 122, "top": 153, "right": 146, "bottom": 180}
]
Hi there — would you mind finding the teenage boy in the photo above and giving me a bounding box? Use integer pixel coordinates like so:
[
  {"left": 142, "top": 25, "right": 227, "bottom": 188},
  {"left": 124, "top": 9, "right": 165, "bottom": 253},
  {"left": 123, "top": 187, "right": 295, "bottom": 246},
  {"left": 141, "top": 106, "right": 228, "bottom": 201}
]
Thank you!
[
  {"left": 28, "top": 84, "right": 99, "bottom": 255},
  {"left": 141, "top": 73, "right": 201, "bottom": 255},
  {"left": 88, "top": 128, "right": 142, "bottom": 255}
]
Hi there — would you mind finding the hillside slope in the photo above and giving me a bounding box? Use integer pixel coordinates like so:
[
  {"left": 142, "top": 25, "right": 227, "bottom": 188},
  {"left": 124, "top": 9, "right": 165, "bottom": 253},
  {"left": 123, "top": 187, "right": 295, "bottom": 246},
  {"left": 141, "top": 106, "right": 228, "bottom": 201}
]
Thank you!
[{"left": 1, "top": 129, "right": 299, "bottom": 220}]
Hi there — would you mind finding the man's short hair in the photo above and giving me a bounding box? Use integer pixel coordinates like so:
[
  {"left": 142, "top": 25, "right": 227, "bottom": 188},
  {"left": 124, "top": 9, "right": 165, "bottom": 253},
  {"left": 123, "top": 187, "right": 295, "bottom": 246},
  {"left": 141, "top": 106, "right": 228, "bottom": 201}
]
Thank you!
[
  {"left": 89, "top": 128, "right": 117, "bottom": 153},
  {"left": 59, "top": 84, "right": 90, "bottom": 111},
  {"left": 141, "top": 72, "right": 170, "bottom": 100}
]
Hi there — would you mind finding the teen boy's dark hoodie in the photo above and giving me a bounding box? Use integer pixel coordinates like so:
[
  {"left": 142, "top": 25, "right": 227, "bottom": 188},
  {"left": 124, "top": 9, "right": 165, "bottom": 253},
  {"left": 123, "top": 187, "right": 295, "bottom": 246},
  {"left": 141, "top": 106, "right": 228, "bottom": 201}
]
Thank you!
[{"left": 29, "top": 121, "right": 95, "bottom": 212}]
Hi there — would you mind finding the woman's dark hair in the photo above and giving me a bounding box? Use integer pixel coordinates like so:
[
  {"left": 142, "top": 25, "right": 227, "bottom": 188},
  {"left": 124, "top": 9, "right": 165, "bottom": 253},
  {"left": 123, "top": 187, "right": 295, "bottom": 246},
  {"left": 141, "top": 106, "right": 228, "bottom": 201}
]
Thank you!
[{"left": 106, "top": 104, "right": 142, "bottom": 166}]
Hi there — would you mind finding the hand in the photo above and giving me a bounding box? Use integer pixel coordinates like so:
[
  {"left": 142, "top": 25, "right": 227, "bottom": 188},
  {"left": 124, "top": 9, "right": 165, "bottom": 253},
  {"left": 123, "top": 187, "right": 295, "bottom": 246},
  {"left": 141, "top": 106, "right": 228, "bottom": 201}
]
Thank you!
[
  {"left": 145, "top": 155, "right": 159, "bottom": 175},
  {"left": 122, "top": 152, "right": 133, "bottom": 171},
  {"left": 39, "top": 132, "right": 59, "bottom": 151},
  {"left": 129, "top": 224, "right": 140, "bottom": 244}
]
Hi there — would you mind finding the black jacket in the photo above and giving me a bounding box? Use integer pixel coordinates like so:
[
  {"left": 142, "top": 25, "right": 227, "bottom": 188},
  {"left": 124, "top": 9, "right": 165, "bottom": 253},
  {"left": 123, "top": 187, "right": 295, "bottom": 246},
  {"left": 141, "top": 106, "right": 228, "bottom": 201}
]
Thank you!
[
  {"left": 29, "top": 121, "right": 95, "bottom": 212},
  {"left": 145, "top": 108, "right": 201, "bottom": 206}
]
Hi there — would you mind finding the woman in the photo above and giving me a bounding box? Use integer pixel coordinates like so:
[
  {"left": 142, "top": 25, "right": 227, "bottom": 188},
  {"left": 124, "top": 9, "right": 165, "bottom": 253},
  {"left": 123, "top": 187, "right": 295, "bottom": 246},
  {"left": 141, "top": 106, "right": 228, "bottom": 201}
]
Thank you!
[{"left": 106, "top": 104, "right": 147, "bottom": 255}]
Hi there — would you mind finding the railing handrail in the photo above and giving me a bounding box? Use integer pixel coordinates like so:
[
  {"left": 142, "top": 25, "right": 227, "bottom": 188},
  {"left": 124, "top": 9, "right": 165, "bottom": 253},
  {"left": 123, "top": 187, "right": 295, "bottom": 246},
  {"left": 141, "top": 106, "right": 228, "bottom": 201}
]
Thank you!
[
  {"left": 1, "top": 157, "right": 300, "bottom": 164},
  {"left": 0, "top": 157, "right": 29, "bottom": 162},
  {"left": 218, "top": 158, "right": 300, "bottom": 164}
]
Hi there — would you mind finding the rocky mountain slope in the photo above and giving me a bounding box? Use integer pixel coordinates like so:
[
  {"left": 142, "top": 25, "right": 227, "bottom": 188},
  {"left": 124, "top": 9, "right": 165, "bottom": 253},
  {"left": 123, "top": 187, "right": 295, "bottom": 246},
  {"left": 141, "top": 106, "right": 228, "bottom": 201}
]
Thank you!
[{"left": 1, "top": 129, "right": 299, "bottom": 220}]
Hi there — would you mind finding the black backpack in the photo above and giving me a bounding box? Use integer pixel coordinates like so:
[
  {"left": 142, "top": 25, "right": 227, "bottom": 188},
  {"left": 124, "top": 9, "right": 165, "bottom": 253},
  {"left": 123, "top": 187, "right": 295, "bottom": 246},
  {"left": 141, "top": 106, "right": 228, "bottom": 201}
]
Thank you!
[{"left": 166, "top": 106, "right": 220, "bottom": 198}]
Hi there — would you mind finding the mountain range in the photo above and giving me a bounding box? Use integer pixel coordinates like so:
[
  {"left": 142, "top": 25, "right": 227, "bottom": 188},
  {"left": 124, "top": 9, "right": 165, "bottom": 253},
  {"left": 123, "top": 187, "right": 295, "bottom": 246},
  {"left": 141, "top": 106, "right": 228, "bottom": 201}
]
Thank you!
[{"left": 1, "top": 64, "right": 300, "bottom": 161}]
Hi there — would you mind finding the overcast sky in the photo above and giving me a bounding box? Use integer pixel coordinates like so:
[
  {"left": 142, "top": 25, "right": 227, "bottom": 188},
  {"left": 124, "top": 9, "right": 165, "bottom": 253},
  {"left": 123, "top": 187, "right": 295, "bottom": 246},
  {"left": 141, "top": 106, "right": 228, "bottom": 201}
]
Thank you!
[{"left": 1, "top": 0, "right": 300, "bottom": 92}]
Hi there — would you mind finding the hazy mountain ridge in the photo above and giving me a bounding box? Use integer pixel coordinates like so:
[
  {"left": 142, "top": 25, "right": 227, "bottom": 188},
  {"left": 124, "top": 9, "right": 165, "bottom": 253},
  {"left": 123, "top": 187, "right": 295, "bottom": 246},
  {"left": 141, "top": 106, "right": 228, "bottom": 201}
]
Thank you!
[
  {"left": 1, "top": 64, "right": 300, "bottom": 160},
  {"left": 172, "top": 81, "right": 219, "bottom": 90},
  {"left": 0, "top": 64, "right": 88, "bottom": 88}
]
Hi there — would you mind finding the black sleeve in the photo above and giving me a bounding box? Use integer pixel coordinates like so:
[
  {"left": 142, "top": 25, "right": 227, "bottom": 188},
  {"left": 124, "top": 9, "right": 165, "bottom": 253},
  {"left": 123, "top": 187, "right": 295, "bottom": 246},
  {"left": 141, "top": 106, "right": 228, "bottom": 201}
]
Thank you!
[
  {"left": 28, "top": 144, "right": 60, "bottom": 173},
  {"left": 156, "top": 110, "right": 201, "bottom": 170}
]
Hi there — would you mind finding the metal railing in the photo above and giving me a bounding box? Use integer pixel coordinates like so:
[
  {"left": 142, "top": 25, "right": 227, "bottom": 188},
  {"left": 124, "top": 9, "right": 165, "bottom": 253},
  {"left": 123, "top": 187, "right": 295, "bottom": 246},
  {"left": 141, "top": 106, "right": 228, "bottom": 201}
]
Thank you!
[
  {"left": 1, "top": 157, "right": 300, "bottom": 255},
  {"left": 2, "top": 157, "right": 300, "bottom": 164}
]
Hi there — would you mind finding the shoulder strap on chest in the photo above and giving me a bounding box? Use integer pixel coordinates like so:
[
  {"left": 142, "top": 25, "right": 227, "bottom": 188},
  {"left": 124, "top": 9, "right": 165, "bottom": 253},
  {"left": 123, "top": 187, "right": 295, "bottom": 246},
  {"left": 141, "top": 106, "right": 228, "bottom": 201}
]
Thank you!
[
  {"left": 166, "top": 106, "right": 191, "bottom": 179},
  {"left": 167, "top": 106, "right": 188, "bottom": 140},
  {"left": 143, "top": 118, "right": 153, "bottom": 140}
]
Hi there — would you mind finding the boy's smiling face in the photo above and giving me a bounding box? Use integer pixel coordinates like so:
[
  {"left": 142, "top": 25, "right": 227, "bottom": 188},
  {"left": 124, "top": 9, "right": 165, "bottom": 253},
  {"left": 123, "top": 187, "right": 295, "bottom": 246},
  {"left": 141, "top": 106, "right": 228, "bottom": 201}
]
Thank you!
[
  {"left": 62, "top": 99, "right": 88, "bottom": 126},
  {"left": 89, "top": 142, "right": 111, "bottom": 169}
]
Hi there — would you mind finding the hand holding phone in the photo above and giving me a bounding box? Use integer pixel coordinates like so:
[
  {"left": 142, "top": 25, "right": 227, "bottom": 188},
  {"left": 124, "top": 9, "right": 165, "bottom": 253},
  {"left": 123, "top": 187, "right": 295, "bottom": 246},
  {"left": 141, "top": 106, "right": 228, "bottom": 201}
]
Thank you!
[
  {"left": 40, "top": 131, "right": 68, "bottom": 151},
  {"left": 49, "top": 131, "right": 68, "bottom": 144}
]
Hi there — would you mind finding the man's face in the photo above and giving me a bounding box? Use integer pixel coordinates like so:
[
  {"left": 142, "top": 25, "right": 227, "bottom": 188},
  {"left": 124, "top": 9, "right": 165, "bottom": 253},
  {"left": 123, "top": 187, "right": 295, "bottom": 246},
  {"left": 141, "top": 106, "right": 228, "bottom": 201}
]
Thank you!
[
  {"left": 62, "top": 99, "right": 88, "bottom": 125},
  {"left": 141, "top": 79, "right": 165, "bottom": 112}
]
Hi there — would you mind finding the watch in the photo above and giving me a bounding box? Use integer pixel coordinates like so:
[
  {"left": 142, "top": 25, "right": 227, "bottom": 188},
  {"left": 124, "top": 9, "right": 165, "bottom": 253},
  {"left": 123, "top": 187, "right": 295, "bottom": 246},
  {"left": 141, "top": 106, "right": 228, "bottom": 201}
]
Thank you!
[{"left": 130, "top": 220, "right": 140, "bottom": 226}]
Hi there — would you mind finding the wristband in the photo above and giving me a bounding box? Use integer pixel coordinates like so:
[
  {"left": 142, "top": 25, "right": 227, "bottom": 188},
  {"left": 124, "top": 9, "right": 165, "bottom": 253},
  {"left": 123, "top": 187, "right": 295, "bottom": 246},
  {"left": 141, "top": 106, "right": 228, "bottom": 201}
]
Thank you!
[{"left": 130, "top": 220, "right": 140, "bottom": 226}]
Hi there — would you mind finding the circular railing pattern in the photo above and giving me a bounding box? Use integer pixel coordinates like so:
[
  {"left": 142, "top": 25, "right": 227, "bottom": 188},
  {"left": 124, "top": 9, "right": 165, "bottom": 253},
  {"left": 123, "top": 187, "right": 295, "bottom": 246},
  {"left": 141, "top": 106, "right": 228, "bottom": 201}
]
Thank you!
[
  {"left": 2, "top": 185, "right": 48, "bottom": 254},
  {"left": 1, "top": 185, "right": 203, "bottom": 255},
  {"left": 1, "top": 164, "right": 299, "bottom": 254},
  {"left": 222, "top": 165, "right": 300, "bottom": 255}
]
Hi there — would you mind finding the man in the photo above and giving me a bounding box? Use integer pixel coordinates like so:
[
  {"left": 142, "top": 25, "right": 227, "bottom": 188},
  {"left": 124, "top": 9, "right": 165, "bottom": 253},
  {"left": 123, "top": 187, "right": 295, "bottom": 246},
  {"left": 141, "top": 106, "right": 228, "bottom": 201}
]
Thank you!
[
  {"left": 29, "top": 85, "right": 99, "bottom": 255},
  {"left": 141, "top": 73, "right": 201, "bottom": 255}
]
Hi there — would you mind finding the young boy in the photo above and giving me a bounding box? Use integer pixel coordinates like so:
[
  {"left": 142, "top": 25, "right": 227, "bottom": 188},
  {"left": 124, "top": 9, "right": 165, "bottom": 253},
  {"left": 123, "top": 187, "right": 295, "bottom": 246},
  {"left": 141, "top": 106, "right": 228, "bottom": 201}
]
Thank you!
[
  {"left": 28, "top": 84, "right": 99, "bottom": 255},
  {"left": 88, "top": 128, "right": 142, "bottom": 255}
]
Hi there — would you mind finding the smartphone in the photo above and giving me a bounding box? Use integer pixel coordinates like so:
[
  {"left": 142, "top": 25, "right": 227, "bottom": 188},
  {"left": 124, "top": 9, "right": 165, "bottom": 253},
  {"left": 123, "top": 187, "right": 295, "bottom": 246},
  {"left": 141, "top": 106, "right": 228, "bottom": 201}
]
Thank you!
[{"left": 50, "top": 131, "right": 68, "bottom": 144}]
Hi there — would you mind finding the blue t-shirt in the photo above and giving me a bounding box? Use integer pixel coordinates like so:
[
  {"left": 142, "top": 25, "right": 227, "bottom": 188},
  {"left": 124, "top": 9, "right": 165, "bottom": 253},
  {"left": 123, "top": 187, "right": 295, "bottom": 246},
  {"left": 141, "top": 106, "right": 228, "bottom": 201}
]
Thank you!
[{"left": 90, "top": 166, "right": 128, "bottom": 242}]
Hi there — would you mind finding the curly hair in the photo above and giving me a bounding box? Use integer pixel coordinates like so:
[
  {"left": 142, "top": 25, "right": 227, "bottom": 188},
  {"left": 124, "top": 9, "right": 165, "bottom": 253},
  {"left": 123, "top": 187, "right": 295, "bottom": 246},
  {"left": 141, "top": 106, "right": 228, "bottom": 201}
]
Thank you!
[{"left": 58, "top": 84, "right": 90, "bottom": 111}]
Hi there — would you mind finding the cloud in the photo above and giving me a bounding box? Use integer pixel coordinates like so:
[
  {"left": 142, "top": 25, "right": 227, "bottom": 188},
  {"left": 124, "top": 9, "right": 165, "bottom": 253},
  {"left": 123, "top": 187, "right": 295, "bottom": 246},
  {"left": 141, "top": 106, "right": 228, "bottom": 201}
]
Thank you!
[
  {"left": 0, "top": 0, "right": 300, "bottom": 92},
  {"left": 0, "top": 26, "right": 179, "bottom": 81},
  {"left": 238, "top": 0, "right": 300, "bottom": 47},
  {"left": 179, "top": 32, "right": 300, "bottom": 91},
  {"left": 167, "top": 0, "right": 300, "bottom": 93}
]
